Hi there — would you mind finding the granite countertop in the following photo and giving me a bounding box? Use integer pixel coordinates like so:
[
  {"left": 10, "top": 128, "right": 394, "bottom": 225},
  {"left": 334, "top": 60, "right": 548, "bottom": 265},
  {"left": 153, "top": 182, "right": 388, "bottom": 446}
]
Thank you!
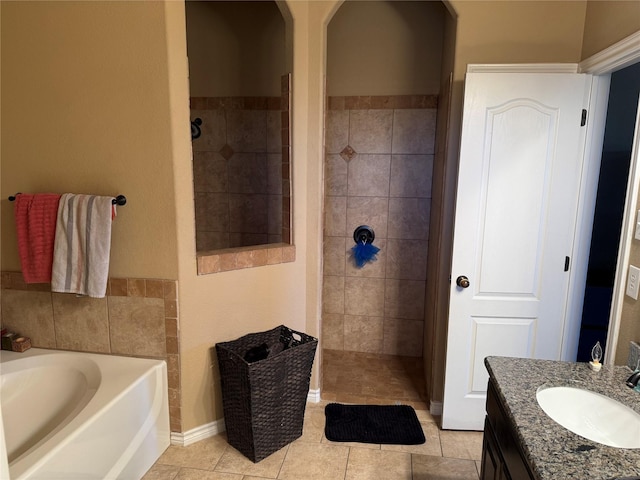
[{"left": 485, "top": 356, "right": 640, "bottom": 480}]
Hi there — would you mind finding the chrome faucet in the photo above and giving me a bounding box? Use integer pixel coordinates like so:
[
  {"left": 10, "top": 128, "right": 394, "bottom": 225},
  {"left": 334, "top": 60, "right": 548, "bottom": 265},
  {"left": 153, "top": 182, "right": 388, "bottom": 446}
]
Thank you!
[
  {"left": 626, "top": 370, "right": 640, "bottom": 388},
  {"left": 627, "top": 358, "right": 640, "bottom": 389}
]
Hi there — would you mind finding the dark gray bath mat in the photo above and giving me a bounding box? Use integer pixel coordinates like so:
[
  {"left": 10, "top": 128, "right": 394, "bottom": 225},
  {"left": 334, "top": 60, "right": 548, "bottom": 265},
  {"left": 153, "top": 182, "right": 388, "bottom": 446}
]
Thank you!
[{"left": 324, "top": 403, "right": 425, "bottom": 445}]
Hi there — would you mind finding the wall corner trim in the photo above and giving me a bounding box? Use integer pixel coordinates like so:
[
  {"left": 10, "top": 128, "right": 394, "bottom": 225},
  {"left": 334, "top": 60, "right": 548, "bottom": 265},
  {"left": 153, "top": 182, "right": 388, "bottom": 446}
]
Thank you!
[
  {"left": 171, "top": 419, "right": 225, "bottom": 447},
  {"left": 308, "top": 388, "right": 321, "bottom": 403}
]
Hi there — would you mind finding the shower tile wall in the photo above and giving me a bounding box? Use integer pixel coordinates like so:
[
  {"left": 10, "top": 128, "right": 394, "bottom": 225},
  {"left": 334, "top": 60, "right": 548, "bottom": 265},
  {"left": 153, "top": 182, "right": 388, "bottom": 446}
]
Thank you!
[
  {"left": 322, "top": 95, "right": 437, "bottom": 357},
  {"left": 191, "top": 76, "right": 291, "bottom": 252}
]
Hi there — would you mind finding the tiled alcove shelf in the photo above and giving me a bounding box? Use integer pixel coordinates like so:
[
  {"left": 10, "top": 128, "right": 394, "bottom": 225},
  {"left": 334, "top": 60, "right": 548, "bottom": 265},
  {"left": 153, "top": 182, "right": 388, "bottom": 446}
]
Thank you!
[{"left": 197, "top": 243, "right": 295, "bottom": 275}]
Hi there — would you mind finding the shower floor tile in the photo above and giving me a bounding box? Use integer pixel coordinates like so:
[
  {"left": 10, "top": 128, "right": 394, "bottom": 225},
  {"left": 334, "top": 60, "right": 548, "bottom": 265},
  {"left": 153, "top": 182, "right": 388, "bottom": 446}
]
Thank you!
[{"left": 322, "top": 349, "right": 428, "bottom": 410}]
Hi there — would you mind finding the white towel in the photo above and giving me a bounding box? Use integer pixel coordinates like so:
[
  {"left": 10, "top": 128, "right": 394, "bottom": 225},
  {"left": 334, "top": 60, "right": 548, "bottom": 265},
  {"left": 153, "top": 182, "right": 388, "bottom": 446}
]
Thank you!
[{"left": 51, "top": 194, "right": 116, "bottom": 298}]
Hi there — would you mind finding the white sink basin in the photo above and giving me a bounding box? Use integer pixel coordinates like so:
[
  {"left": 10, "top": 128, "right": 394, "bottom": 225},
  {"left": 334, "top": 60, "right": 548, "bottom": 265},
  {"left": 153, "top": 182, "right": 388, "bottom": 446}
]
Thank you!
[{"left": 536, "top": 386, "right": 640, "bottom": 449}]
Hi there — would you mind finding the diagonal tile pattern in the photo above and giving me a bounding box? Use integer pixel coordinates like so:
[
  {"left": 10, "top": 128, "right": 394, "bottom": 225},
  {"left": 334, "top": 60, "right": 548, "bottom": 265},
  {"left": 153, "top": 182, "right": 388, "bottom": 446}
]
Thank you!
[
  {"left": 340, "top": 145, "right": 357, "bottom": 162},
  {"left": 142, "top": 350, "right": 483, "bottom": 480}
]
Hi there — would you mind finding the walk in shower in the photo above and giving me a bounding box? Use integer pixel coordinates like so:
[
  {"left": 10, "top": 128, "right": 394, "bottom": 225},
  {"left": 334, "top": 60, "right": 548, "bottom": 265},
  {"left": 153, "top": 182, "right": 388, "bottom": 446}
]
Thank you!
[{"left": 321, "top": 0, "right": 449, "bottom": 405}]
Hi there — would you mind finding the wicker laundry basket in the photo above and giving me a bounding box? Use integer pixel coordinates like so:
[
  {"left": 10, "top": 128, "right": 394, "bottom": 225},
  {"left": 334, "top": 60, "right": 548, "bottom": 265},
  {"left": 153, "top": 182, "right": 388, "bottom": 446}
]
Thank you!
[{"left": 215, "top": 325, "right": 318, "bottom": 462}]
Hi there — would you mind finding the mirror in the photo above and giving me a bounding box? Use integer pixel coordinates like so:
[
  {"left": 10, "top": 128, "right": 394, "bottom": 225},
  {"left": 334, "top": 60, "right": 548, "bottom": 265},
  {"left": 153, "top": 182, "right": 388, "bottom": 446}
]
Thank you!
[{"left": 185, "top": 1, "right": 291, "bottom": 253}]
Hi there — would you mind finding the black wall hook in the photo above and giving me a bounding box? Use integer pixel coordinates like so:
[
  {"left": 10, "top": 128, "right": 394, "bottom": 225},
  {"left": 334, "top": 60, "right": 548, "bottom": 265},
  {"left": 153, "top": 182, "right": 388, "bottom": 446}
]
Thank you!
[
  {"left": 113, "top": 195, "right": 127, "bottom": 206},
  {"left": 353, "top": 225, "right": 375, "bottom": 245},
  {"left": 191, "top": 118, "right": 202, "bottom": 140}
]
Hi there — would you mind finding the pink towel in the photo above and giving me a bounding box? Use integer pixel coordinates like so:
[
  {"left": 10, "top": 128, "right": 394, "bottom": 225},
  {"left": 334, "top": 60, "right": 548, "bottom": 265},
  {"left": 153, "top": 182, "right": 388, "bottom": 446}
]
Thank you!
[
  {"left": 13, "top": 193, "right": 62, "bottom": 283},
  {"left": 51, "top": 194, "right": 116, "bottom": 298}
]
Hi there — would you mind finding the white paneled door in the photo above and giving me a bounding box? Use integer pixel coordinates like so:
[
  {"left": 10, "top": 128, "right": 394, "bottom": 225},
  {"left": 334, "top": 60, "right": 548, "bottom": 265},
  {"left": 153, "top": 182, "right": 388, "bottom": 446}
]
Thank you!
[{"left": 442, "top": 70, "right": 592, "bottom": 430}]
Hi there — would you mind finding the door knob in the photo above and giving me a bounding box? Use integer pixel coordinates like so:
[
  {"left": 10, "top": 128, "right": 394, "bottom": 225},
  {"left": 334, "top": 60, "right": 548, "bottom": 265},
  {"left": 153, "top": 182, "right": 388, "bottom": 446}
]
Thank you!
[{"left": 456, "top": 276, "right": 470, "bottom": 288}]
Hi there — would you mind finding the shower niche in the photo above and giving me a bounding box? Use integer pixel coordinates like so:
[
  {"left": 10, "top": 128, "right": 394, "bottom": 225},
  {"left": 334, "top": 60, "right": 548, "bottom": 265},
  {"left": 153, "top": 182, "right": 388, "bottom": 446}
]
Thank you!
[{"left": 185, "top": 1, "right": 292, "bottom": 255}]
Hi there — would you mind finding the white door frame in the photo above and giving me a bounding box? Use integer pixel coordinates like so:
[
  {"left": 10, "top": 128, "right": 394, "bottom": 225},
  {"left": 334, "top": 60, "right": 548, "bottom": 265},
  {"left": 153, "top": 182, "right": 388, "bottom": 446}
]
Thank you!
[
  {"left": 567, "top": 31, "right": 640, "bottom": 364},
  {"left": 558, "top": 73, "right": 609, "bottom": 361}
]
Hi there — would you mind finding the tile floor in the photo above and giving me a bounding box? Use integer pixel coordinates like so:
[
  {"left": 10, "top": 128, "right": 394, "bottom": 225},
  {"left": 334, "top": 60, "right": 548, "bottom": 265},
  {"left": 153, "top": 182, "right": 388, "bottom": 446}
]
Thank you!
[{"left": 142, "top": 350, "right": 484, "bottom": 480}]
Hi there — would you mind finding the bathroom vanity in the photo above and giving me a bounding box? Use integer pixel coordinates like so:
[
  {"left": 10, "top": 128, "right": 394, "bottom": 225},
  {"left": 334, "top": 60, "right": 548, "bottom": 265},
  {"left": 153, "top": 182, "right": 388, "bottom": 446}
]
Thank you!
[{"left": 481, "top": 356, "right": 640, "bottom": 480}]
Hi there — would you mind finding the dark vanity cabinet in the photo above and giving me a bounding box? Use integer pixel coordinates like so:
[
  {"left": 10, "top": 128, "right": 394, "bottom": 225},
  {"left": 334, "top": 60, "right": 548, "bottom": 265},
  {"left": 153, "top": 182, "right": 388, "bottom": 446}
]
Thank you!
[{"left": 481, "top": 380, "right": 535, "bottom": 480}]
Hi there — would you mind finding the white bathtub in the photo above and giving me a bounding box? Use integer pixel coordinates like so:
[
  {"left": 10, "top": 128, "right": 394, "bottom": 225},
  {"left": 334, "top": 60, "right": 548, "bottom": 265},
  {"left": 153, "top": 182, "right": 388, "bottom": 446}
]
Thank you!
[{"left": 0, "top": 348, "right": 170, "bottom": 479}]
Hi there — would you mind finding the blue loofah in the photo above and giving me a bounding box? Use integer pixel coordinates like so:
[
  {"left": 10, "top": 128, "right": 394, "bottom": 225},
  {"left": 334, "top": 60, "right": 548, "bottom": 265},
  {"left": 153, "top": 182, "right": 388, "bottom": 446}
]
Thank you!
[{"left": 351, "top": 242, "right": 380, "bottom": 268}]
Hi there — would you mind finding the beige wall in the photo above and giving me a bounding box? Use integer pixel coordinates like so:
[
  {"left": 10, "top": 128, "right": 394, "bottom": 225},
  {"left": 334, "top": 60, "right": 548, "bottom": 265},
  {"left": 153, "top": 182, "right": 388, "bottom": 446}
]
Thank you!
[
  {"left": 582, "top": 1, "right": 640, "bottom": 59},
  {"left": 0, "top": 0, "right": 314, "bottom": 432},
  {"left": 0, "top": 1, "right": 179, "bottom": 280},
  {"left": 185, "top": 1, "right": 286, "bottom": 97},
  {"left": 326, "top": 1, "right": 445, "bottom": 96},
  {"left": 167, "top": 0, "right": 339, "bottom": 430},
  {"left": 424, "top": 4, "right": 457, "bottom": 405},
  {"left": 2, "top": 0, "right": 639, "bottom": 435},
  {"left": 166, "top": 0, "right": 318, "bottom": 430},
  {"left": 451, "top": 1, "right": 587, "bottom": 73}
]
